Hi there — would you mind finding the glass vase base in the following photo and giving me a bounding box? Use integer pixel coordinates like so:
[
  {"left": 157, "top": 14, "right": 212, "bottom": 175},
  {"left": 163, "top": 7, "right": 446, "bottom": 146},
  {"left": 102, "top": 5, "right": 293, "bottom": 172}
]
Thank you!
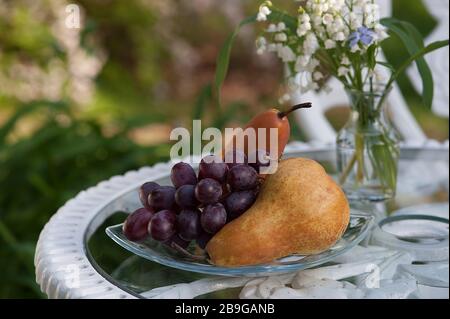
[{"left": 343, "top": 187, "right": 395, "bottom": 203}]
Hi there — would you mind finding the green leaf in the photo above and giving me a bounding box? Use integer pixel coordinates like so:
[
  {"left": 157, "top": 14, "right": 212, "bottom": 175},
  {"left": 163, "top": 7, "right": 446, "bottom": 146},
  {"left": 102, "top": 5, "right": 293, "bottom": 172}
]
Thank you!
[
  {"left": 192, "top": 83, "right": 212, "bottom": 120},
  {"left": 213, "top": 15, "right": 257, "bottom": 106},
  {"left": 381, "top": 18, "right": 425, "bottom": 48},
  {"left": 376, "top": 61, "right": 396, "bottom": 72},
  {"left": 381, "top": 18, "right": 434, "bottom": 108},
  {"left": 378, "top": 39, "right": 449, "bottom": 110},
  {"left": 398, "top": 21, "right": 434, "bottom": 107},
  {"left": 399, "top": 21, "right": 426, "bottom": 49},
  {"left": 212, "top": 101, "right": 248, "bottom": 129},
  {"left": 0, "top": 100, "right": 67, "bottom": 147},
  {"left": 213, "top": 10, "right": 297, "bottom": 108},
  {"left": 0, "top": 220, "right": 16, "bottom": 247},
  {"left": 367, "top": 44, "right": 377, "bottom": 69},
  {"left": 391, "top": 39, "right": 449, "bottom": 85}
]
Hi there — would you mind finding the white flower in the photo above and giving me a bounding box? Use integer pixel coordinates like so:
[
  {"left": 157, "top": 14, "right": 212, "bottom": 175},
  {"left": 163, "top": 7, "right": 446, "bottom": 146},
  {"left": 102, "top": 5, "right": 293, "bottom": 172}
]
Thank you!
[
  {"left": 295, "top": 55, "right": 320, "bottom": 73},
  {"left": 293, "top": 72, "right": 315, "bottom": 93},
  {"left": 364, "top": 3, "right": 380, "bottom": 27},
  {"left": 278, "top": 93, "right": 291, "bottom": 104},
  {"left": 303, "top": 33, "right": 319, "bottom": 55},
  {"left": 322, "top": 13, "right": 334, "bottom": 25},
  {"left": 261, "top": 5, "right": 271, "bottom": 15},
  {"left": 256, "top": 36, "right": 267, "bottom": 55},
  {"left": 356, "top": 0, "right": 369, "bottom": 6},
  {"left": 349, "top": 12, "right": 363, "bottom": 29},
  {"left": 309, "top": 58, "right": 320, "bottom": 70},
  {"left": 332, "top": 17, "right": 345, "bottom": 32},
  {"left": 338, "top": 66, "right": 350, "bottom": 77},
  {"left": 297, "top": 22, "right": 312, "bottom": 37},
  {"left": 257, "top": 6, "right": 272, "bottom": 21},
  {"left": 312, "top": 15, "right": 323, "bottom": 28},
  {"left": 256, "top": 0, "right": 389, "bottom": 91},
  {"left": 277, "top": 45, "right": 296, "bottom": 62},
  {"left": 295, "top": 55, "right": 310, "bottom": 72},
  {"left": 313, "top": 71, "right": 324, "bottom": 81},
  {"left": 256, "top": 36, "right": 267, "bottom": 46},
  {"left": 257, "top": 13, "right": 267, "bottom": 22},
  {"left": 297, "top": 12, "right": 312, "bottom": 36},
  {"left": 341, "top": 56, "right": 350, "bottom": 65},
  {"left": 374, "top": 25, "right": 389, "bottom": 42},
  {"left": 314, "top": 25, "right": 327, "bottom": 40},
  {"left": 311, "top": 1, "right": 329, "bottom": 15},
  {"left": 325, "top": 39, "right": 336, "bottom": 49},
  {"left": 327, "top": 17, "right": 345, "bottom": 34},
  {"left": 287, "top": 77, "right": 299, "bottom": 92},
  {"left": 298, "top": 12, "right": 311, "bottom": 24},
  {"left": 329, "top": 0, "right": 345, "bottom": 10},
  {"left": 267, "top": 24, "right": 277, "bottom": 33},
  {"left": 274, "top": 33, "right": 288, "bottom": 42},
  {"left": 334, "top": 31, "right": 346, "bottom": 41},
  {"left": 277, "top": 22, "right": 286, "bottom": 32},
  {"left": 267, "top": 43, "right": 278, "bottom": 52},
  {"left": 350, "top": 45, "right": 361, "bottom": 53}
]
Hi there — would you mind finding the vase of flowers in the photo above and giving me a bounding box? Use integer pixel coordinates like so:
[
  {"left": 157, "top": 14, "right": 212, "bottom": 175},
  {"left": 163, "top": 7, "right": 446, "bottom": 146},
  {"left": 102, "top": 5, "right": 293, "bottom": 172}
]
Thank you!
[
  {"left": 337, "top": 88, "right": 399, "bottom": 201},
  {"left": 214, "top": 0, "right": 448, "bottom": 201},
  {"left": 244, "top": 0, "right": 448, "bottom": 201}
]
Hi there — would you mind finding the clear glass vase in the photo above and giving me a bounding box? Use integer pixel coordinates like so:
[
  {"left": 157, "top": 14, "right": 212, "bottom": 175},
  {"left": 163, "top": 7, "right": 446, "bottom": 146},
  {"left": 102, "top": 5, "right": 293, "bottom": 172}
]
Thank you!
[{"left": 337, "top": 89, "right": 400, "bottom": 202}]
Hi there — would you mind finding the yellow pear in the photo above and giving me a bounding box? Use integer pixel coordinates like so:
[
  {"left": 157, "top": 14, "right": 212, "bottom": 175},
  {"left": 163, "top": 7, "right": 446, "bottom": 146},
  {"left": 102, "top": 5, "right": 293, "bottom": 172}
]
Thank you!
[{"left": 206, "top": 158, "right": 350, "bottom": 267}]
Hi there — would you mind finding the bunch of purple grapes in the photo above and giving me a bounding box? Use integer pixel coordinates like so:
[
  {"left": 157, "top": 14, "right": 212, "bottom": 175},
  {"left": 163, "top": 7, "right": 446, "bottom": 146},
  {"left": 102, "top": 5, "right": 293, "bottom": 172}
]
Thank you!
[{"left": 123, "top": 150, "right": 266, "bottom": 250}]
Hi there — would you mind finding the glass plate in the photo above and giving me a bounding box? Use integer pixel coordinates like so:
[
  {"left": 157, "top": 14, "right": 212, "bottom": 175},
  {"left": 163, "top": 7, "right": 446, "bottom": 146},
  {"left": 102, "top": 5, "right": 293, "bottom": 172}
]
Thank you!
[{"left": 106, "top": 211, "right": 373, "bottom": 277}]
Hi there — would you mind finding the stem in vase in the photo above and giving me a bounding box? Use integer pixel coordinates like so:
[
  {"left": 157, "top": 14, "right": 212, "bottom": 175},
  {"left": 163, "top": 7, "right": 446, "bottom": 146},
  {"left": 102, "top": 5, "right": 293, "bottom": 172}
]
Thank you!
[
  {"left": 355, "top": 132, "right": 365, "bottom": 183},
  {"left": 339, "top": 152, "right": 357, "bottom": 185}
]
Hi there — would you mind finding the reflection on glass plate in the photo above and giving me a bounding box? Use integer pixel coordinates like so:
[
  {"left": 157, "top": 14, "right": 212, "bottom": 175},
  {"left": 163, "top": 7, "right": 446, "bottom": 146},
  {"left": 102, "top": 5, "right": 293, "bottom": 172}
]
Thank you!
[{"left": 106, "top": 211, "right": 373, "bottom": 277}]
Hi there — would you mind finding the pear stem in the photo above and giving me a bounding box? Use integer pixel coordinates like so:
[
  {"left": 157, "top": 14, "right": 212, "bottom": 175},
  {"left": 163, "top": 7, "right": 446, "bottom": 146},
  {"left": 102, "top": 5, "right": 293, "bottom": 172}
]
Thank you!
[{"left": 278, "top": 102, "right": 312, "bottom": 118}]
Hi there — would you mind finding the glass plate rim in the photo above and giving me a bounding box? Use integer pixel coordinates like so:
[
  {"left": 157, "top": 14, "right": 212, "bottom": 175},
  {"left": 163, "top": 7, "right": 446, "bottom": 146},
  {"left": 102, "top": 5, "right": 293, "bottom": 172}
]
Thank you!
[{"left": 106, "top": 211, "right": 374, "bottom": 276}]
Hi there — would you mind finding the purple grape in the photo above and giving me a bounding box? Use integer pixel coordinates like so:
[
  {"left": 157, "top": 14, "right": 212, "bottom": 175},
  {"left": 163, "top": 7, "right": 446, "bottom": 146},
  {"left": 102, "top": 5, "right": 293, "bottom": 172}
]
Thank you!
[
  {"left": 123, "top": 208, "right": 154, "bottom": 242},
  {"left": 224, "top": 149, "right": 248, "bottom": 169},
  {"left": 175, "top": 184, "right": 198, "bottom": 209},
  {"left": 224, "top": 190, "right": 257, "bottom": 220},
  {"left": 248, "top": 149, "right": 272, "bottom": 173},
  {"left": 148, "top": 210, "right": 177, "bottom": 241},
  {"left": 138, "top": 182, "right": 159, "bottom": 210},
  {"left": 177, "top": 209, "right": 202, "bottom": 241},
  {"left": 201, "top": 203, "right": 227, "bottom": 234},
  {"left": 197, "top": 230, "right": 213, "bottom": 250},
  {"left": 195, "top": 178, "right": 222, "bottom": 205},
  {"left": 227, "top": 165, "right": 259, "bottom": 191},
  {"left": 165, "top": 234, "right": 190, "bottom": 249},
  {"left": 171, "top": 162, "right": 197, "bottom": 189},
  {"left": 198, "top": 155, "right": 228, "bottom": 183},
  {"left": 148, "top": 186, "right": 176, "bottom": 211}
]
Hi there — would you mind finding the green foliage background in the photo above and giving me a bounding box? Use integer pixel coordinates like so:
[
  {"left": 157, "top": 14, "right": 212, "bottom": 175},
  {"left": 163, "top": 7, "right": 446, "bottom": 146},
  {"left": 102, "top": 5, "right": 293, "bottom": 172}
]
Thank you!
[{"left": 0, "top": 0, "right": 447, "bottom": 298}]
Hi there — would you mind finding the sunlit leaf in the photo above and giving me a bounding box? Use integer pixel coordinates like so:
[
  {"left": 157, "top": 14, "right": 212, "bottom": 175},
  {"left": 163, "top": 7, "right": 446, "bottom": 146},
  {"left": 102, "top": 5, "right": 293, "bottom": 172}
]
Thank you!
[
  {"left": 214, "top": 15, "right": 257, "bottom": 106},
  {"left": 381, "top": 18, "right": 435, "bottom": 108}
]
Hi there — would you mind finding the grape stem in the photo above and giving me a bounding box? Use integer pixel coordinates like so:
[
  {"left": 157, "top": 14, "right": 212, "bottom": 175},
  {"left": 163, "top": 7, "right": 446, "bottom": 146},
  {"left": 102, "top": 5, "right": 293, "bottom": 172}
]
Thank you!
[{"left": 278, "top": 102, "right": 312, "bottom": 119}]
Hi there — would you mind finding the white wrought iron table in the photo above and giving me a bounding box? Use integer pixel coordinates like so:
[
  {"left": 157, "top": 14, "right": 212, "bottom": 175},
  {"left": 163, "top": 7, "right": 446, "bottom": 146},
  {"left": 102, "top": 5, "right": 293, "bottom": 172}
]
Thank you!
[{"left": 35, "top": 141, "right": 449, "bottom": 299}]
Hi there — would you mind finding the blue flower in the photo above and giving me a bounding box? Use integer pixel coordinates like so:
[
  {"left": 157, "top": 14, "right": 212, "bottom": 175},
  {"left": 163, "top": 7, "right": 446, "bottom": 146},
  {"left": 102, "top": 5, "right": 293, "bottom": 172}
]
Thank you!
[{"left": 348, "top": 27, "right": 375, "bottom": 48}]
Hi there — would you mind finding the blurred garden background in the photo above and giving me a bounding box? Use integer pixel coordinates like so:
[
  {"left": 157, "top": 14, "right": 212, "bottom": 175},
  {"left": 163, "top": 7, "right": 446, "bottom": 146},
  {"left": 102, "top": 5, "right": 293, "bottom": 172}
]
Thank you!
[{"left": 0, "top": 0, "right": 448, "bottom": 298}]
